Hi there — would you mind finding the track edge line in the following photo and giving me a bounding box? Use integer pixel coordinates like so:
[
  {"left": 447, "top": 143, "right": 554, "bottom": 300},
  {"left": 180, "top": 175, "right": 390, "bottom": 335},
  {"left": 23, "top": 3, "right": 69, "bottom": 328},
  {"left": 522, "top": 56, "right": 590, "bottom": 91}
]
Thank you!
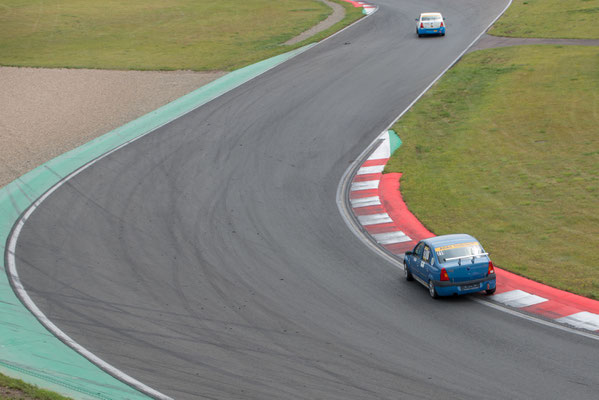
[{"left": 3, "top": 7, "right": 379, "bottom": 399}]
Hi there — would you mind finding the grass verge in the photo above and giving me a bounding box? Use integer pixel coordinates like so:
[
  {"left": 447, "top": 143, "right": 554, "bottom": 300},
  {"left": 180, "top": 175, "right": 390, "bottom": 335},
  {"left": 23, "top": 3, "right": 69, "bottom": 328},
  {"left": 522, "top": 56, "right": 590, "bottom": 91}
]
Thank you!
[
  {"left": 387, "top": 46, "right": 599, "bottom": 299},
  {"left": 0, "top": 0, "right": 362, "bottom": 71},
  {"left": 0, "top": 373, "right": 71, "bottom": 400},
  {"left": 489, "top": 0, "right": 599, "bottom": 39}
]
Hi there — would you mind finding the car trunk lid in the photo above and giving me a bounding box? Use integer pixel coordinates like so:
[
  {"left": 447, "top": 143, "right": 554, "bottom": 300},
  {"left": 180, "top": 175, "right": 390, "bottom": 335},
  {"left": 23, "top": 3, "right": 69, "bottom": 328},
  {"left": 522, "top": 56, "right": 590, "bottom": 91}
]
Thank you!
[{"left": 446, "top": 258, "right": 490, "bottom": 283}]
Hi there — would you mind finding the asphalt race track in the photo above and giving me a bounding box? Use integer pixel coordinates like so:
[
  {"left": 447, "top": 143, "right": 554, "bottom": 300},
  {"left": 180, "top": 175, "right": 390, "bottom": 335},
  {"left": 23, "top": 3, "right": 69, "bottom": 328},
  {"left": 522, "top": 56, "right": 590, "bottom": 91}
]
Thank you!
[{"left": 13, "top": 0, "right": 599, "bottom": 399}]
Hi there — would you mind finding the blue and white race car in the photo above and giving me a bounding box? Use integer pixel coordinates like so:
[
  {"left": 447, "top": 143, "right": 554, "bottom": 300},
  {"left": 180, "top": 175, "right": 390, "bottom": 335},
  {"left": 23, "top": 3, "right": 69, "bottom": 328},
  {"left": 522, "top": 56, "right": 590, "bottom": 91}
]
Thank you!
[
  {"left": 404, "top": 234, "right": 496, "bottom": 298},
  {"left": 416, "top": 12, "right": 446, "bottom": 37}
]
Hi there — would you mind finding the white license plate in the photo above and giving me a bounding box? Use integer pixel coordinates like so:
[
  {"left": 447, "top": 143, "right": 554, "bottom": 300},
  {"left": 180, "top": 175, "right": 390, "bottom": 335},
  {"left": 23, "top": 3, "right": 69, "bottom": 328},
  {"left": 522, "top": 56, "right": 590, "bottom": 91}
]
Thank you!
[{"left": 461, "top": 283, "right": 480, "bottom": 290}]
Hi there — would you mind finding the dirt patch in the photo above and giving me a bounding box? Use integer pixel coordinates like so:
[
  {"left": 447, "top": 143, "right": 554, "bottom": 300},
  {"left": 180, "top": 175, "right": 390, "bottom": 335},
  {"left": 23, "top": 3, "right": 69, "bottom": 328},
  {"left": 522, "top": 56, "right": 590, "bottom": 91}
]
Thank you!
[
  {"left": 0, "top": 385, "right": 37, "bottom": 399},
  {"left": 0, "top": 67, "right": 226, "bottom": 188},
  {"left": 284, "top": 0, "right": 345, "bottom": 45}
]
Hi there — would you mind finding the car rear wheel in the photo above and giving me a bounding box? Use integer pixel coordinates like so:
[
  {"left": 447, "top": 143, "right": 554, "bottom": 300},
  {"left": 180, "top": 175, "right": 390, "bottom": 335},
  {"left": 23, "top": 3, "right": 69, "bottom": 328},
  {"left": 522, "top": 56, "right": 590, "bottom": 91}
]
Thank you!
[
  {"left": 404, "top": 262, "right": 414, "bottom": 281},
  {"left": 428, "top": 280, "right": 438, "bottom": 299},
  {"left": 486, "top": 288, "right": 496, "bottom": 295}
]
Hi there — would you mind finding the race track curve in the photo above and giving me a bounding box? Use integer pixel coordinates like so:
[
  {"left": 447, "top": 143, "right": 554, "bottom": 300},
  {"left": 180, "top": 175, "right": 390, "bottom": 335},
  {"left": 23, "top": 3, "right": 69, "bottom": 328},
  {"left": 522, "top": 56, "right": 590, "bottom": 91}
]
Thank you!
[{"left": 13, "top": 0, "right": 599, "bottom": 399}]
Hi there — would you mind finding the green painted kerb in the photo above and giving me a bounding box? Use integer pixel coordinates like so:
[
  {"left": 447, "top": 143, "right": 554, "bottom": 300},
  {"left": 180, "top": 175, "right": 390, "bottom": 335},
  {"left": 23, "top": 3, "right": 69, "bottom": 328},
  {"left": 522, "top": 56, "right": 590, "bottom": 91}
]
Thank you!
[
  {"left": 388, "top": 130, "right": 402, "bottom": 155},
  {"left": 0, "top": 44, "right": 314, "bottom": 399}
]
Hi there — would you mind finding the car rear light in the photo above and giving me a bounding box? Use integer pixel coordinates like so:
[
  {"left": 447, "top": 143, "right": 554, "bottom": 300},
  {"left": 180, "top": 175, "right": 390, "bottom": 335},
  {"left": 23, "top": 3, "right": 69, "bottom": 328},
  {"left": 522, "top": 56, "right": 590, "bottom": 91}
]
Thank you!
[
  {"left": 488, "top": 261, "right": 495, "bottom": 275},
  {"left": 440, "top": 268, "right": 449, "bottom": 281},
  {"left": 440, "top": 21, "right": 444, "bottom": 27},
  {"left": 420, "top": 22, "right": 423, "bottom": 28}
]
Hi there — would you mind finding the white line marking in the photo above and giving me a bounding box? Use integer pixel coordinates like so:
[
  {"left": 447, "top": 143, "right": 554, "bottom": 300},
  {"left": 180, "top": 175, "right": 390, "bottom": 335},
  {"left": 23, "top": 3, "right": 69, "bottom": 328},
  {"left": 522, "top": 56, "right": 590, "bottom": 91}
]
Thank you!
[
  {"left": 350, "top": 196, "right": 381, "bottom": 208},
  {"left": 357, "top": 213, "right": 393, "bottom": 226},
  {"left": 337, "top": 132, "right": 402, "bottom": 267},
  {"left": 5, "top": 8, "right": 381, "bottom": 397},
  {"left": 493, "top": 290, "right": 547, "bottom": 308},
  {"left": 372, "top": 231, "right": 411, "bottom": 244},
  {"left": 556, "top": 312, "right": 599, "bottom": 331},
  {"left": 382, "top": 1, "right": 515, "bottom": 132},
  {"left": 357, "top": 165, "right": 384, "bottom": 175},
  {"left": 351, "top": 180, "right": 379, "bottom": 191},
  {"left": 473, "top": 298, "right": 599, "bottom": 341},
  {"left": 325, "top": 2, "right": 378, "bottom": 41},
  {"left": 492, "top": 290, "right": 548, "bottom": 308},
  {"left": 7, "top": 143, "right": 174, "bottom": 400},
  {"left": 367, "top": 137, "right": 390, "bottom": 160},
  {"left": 333, "top": 0, "right": 599, "bottom": 342}
]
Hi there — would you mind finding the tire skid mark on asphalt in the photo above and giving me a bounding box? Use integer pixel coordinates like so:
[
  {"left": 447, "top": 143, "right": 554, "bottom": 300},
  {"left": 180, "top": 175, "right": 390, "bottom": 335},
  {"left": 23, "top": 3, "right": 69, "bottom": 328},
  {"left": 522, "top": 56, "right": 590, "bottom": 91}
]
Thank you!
[{"left": 3, "top": 4, "right": 386, "bottom": 396}]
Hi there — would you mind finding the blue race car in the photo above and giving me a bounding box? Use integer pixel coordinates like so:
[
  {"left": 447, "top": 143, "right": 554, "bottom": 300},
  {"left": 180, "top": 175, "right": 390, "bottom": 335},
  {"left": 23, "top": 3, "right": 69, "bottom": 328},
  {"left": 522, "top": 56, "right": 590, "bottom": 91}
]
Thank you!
[{"left": 404, "top": 234, "right": 496, "bottom": 298}]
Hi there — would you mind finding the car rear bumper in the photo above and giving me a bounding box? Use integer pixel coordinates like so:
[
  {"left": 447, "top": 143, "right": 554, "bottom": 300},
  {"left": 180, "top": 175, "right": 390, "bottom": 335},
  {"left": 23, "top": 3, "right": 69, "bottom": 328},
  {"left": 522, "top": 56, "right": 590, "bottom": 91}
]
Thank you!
[
  {"left": 418, "top": 27, "right": 445, "bottom": 35},
  {"left": 433, "top": 275, "right": 496, "bottom": 296}
]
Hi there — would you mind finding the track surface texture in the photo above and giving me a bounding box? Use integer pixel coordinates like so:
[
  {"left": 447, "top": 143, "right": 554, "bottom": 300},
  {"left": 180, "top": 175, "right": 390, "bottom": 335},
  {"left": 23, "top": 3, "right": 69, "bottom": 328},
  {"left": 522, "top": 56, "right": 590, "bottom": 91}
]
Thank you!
[{"left": 13, "top": 1, "right": 599, "bottom": 399}]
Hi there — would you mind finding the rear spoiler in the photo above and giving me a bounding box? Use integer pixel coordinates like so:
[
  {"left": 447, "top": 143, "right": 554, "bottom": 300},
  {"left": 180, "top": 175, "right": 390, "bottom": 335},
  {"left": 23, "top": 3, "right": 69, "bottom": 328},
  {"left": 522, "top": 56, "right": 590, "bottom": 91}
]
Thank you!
[{"left": 444, "top": 253, "right": 489, "bottom": 265}]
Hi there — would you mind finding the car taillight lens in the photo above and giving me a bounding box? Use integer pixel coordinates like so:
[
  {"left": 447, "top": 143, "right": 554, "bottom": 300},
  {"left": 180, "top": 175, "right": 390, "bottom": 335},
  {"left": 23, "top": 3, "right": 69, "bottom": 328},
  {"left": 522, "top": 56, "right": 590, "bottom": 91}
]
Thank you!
[
  {"left": 440, "top": 21, "right": 444, "bottom": 27},
  {"left": 440, "top": 268, "right": 449, "bottom": 281},
  {"left": 488, "top": 261, "right": 495, "bottom": 275},
  {"left": 420, "top": 22, "right": 423, "bottom": 28}
]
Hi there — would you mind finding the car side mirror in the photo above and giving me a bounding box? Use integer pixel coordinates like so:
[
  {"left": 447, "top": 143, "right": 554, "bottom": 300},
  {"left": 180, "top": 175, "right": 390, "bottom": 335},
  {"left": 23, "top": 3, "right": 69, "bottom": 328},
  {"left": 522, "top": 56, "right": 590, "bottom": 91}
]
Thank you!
[
  {"left": 415, "top": 18, "right": 419, "bottom": 21},
  {"left": 405, "top": 251, "right": 413, "bottom": 256}
]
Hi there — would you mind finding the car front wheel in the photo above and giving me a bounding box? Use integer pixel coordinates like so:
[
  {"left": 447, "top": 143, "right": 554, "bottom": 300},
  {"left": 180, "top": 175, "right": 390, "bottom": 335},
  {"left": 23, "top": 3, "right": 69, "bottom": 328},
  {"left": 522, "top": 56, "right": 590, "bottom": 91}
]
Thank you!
[
  {"left": 486, "top": 288, "right": 496, "bottom": 295},
  {"left": 428, "top": 280, "right": 438, "bottom": 299}
]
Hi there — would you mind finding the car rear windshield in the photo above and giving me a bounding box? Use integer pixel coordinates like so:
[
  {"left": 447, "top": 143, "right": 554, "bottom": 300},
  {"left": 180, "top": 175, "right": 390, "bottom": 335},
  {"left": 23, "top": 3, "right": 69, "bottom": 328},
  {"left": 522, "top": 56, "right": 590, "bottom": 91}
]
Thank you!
[
  {"left": 435, "top": 242, "right": 484, "bottom": 263},
  {"left": 421, "top": 16, "right": 441, "bottom": 21}
]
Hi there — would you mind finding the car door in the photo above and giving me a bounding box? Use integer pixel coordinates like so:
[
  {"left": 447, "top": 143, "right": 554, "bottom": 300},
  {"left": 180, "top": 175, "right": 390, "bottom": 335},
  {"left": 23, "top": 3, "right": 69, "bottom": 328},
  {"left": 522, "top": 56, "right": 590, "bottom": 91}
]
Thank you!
[
  {"left": 421, "top": 245, "right": 433, "bottom": 281},
  {"left": 410, "top": 242, "right": 425, "bottom": 279},
  {"left": 406, "top": 242, "right": 420, "bottom": 272}
]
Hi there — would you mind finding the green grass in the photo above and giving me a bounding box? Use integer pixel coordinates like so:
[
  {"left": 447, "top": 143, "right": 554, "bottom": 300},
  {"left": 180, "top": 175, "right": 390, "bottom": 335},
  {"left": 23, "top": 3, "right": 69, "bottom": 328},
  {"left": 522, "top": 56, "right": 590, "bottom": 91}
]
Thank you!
[
  {"left": 489, "top": 0, "right": 599, "bottom": 39},
  {"left": 387, "top": 46, "right": 599, "bottom": 299},
  {"left": 0, "top": 372, "right": 71, "bottom": 399},
  {"left": 0, "top": 0, "right": 362, "bottom": 71}
]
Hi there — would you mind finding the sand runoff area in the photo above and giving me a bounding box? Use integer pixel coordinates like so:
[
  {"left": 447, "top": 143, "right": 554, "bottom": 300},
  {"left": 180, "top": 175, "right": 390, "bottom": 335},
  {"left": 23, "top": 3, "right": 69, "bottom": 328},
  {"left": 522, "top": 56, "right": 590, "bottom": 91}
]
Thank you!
[{"left": 0, "top": 68, "right": 227, "bottom": 188}]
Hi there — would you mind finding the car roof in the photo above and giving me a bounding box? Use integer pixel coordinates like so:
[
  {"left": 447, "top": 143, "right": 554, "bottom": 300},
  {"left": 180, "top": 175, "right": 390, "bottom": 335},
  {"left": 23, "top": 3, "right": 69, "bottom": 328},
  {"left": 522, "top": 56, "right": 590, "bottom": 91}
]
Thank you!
[
  {"left": 420, "top": 12, "right": 443, "bottom": 17},
  {"left": 422, "top": 234, "right": 478, "bottom": 248}
]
